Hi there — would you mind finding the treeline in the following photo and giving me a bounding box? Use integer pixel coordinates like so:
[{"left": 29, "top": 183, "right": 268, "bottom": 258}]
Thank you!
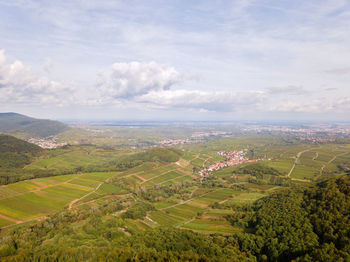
[{"left": 233, "top": 163, "right": 282, "bottom": 177}]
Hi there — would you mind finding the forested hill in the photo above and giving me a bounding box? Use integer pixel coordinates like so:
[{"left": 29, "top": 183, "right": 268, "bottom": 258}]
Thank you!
[
  {"left": 234, "top": 174, "right": 350, "bottom": 261},
  {"left": 0, "top": 112, "right": 69, "bottom": 138},
  {"left": 0, "top": 134, "right": 43, "bottom": 169}
]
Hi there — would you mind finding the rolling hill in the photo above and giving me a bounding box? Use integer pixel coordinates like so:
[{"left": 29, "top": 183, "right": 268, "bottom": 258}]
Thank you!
[
  {"left": 0, "top": 112, "right": 69, "bottom": 138},
  {"left": 0, "top": 134, "right": 44, "bottom": 169}
]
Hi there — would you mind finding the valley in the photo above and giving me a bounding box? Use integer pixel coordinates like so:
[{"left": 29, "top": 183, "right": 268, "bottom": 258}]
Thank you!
[{"left": 0, "top": 118, "right": 350, "bottom": 261}]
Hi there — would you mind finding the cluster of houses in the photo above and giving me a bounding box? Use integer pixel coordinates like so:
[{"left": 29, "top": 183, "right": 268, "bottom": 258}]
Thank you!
[
  {"left": 158, "top": 131, "right": 229, "bottom": 146},
  {"left": 158, "top": 139, "right": 190, "bottom": 146},
  {"left": 199, "top": 150, "right": 270, "bottom": 178},
  {"left": 27, "top": 137, "right": 68, "bottom": 149},
  {"left": 191, "top": 131, "right": 227, "bottom": 138}
]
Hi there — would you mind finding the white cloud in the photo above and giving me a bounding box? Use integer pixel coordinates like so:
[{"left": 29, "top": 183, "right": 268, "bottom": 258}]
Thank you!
[
  {"left": 267, "top": 85, "right": 307, "bottom": 95},
  {"left": 0, "top": 49, "right": 74, "bottom": 105},
  {"left": 95, "top": 61, "right": 182, "bottom": 100},
  {"left": 137, "top": 89, "right": 266, "bottom": 112}
]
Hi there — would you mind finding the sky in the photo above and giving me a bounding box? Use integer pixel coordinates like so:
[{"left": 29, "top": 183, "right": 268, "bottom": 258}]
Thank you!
[{"left": 0, "top": 0, "right": 350, "bottom": 121}]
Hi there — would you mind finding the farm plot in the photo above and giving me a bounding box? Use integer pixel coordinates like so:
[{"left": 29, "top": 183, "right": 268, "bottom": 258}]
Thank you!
[
  {"left": 265, "top": 159, "right": 294, "bottom": 175},
  {"left": 148, "top": 210, "right": 184, "bottom": 227},
  {"left": 290, "top": 165, "right": 319, "bottom": 179},
  {"left": 139, "top": 164, "right": 177, "bottom": 180},
  {"left": 68, "top": 178, "right": 100, "bottom": 188},
  {"left": 146, "top": 171, "right": 184, "bottom": 185},
  {"left": 161, "top": 175, "right": 193, "bottom": 186},
  {"left": 79, "top": 172, "right": 118, "bottom": 182},
  {"left": 165, "top": 203, "right": 204, "bottom": 220},
  {"left": 96, "top": 183, "right": 126, "bottom": 195}
]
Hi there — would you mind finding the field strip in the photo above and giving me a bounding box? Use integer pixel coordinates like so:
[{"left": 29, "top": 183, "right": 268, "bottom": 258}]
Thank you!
[
  {"left": 69, "top": 182, "right": 103, "bottom": 209},
  {"left": 160, "top": 190, "right": 215, "bottom": 210},
  {"left": 69, "top": 170, "right": 142, "bottom": 209},
  {"left": 291, "top": 178, "right": 312, "bottom": 182},
  {"left": 158, "top": 174, "right": 188, "bottom": 185},
  {"left": 0, "top": 173, "right": 86, "bottom": 200},
  {"left": 65, "top": 183, "right": 94, "bottom": 190},
  {"left": 133, "top": 174, "right": 147, "bottom": 182},
  {"left": 176, "top": 217, "right": 196, "bottom": 228},
  {"left": 1, "top": 215, "right": 47, "bottom": 229},
  {"left": 140, "top": 169, "right": 177, "bottom": 185},
  {"left": 0, "top": 213, "right": 21, "bottom": 223},
  {"left": 328, "top": 152, "right": 349, "bottom": 164},
  {"left": 287, "top": 148, "right": 313, "bottom": 177},
  {"left": 177, "top": 168, "right": 197, "bottom": 178}
]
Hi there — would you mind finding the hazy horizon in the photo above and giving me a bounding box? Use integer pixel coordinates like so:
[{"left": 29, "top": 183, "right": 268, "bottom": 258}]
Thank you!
[{"left": 1, "top": 1, "right": 350, "bottom": 121}]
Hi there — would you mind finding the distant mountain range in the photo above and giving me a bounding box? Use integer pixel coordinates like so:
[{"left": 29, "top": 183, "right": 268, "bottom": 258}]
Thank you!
[{"left": 0, "top": 112, "right": 69, "bottom": 138}]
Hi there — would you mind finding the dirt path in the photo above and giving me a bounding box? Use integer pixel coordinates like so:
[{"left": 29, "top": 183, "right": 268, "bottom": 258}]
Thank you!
[
  {"left": 291, "top": 178, "right": 311, "bottom": 183},
  {"left": 287, "top": 149, "right": 312, "bottom": 178},
  {"left": 133, "top": 174, "right": 147, "bottom": 182},
  {"left": 327, "top": 152, "right": 349, "bottom": 164},
  {"left": 68, "top": 182, "right": 103, "bottom": 209},
  {"left": 0, "top": 214, "right": 21, "bottom": 224}
]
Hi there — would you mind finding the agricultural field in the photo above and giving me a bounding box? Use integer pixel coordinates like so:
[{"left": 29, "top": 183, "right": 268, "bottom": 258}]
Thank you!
[
  {"left": 1, "top": 135, "right": 350, "bottom": 239},
  {"left": 0, "top": 171, "right": 120, "bottom": 226}
]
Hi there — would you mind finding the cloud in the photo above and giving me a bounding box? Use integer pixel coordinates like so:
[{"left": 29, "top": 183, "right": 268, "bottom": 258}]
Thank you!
[
  {"left": 0, "top": 49, "right": 74, "bottom": 105},
  {"left": 43, "top": 57, "right": 54, "bottom": 73},
  {"left": 325, "top": 67, "right": 350, "bottom": 75},
  {"left": 266, "top": 85, "right": 307, "bottom": 95},
  {"left": 137, "top": 89, "right": 266, "bottom": 112},
  {"left": 95, "top": 61, "right": 183, "bottom": 100}
]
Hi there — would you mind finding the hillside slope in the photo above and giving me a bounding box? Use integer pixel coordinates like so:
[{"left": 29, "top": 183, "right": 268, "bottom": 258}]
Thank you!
[
  {"left": 0, "top": 134, "right": 44, "bottom": 169},
  {"left": 0, "top": 112, "right": 69, "bottom": 138}
]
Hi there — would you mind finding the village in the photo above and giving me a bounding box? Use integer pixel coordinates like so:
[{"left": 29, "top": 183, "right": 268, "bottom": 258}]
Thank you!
[
  {"left": 158, "top": 131, "right": 229, "bottom": 146},
  {"left": 199, "top": 150, "right": 271, "bottom": 178},
  {"left": 26, "top": 136, "right": 68, "bottom": 149}
]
